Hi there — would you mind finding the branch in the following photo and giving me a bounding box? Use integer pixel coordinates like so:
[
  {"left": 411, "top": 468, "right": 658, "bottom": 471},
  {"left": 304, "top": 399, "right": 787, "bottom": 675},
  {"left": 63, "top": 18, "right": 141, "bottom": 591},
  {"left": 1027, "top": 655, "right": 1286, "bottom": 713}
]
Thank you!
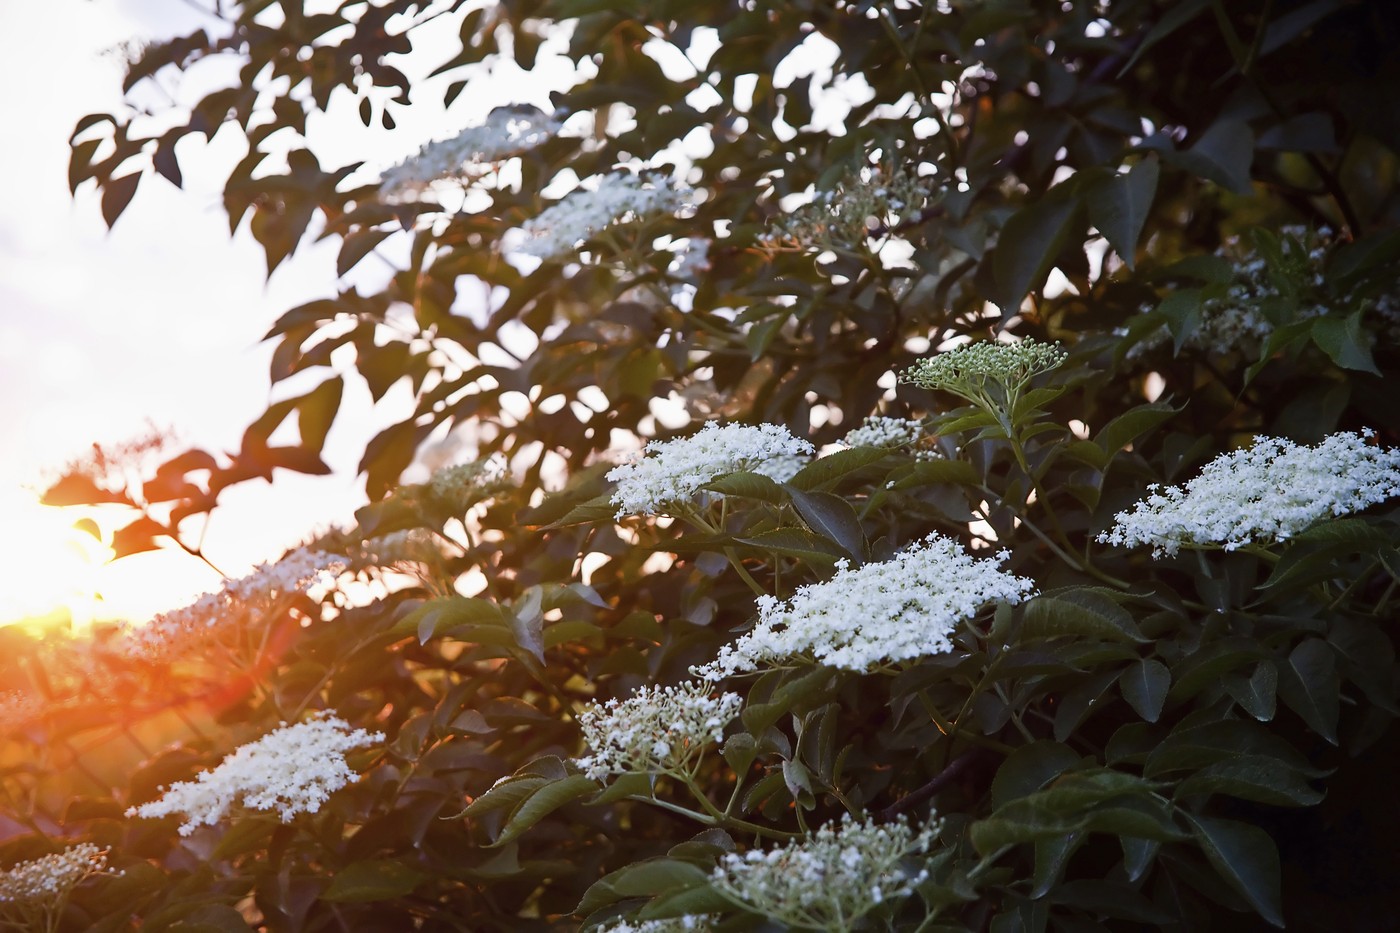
[{"left": 875, "top": 749, "right": 983, "bottom": 822}]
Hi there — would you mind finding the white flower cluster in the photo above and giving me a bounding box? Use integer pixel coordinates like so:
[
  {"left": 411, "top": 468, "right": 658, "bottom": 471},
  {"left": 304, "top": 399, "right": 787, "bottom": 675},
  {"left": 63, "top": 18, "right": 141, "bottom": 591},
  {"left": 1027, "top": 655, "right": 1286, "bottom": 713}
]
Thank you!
[
  {"left": 668, "top": 236, "right": 712, "bottom": 280},
  {"left": 607, "top": 421, "right": 814, "bottom": 519},
  {"left": 379, "top": 105, "right": 561, "bottom": 199},
  {"left": 127, "top": 714, "right": 383, "bottom": 835},
  {"left": 760, "top": 166, "right": 930, "bottom": 251},
  {"left": 841, "top": 416, "right": 925, "bottom": 448},
  {"left": 695, "top": 535, "right": 1035, "bottom": 678},
  {"left": 360, "top": 529, "right": 448, "bottom": 568},
  {"left": 121, "top": 547, "right": 346, "bottom": 661},
  {"left": 0, "top": 843, "right": 109, "bottom": 905},
  {"left": 422, "top": 457, "right": 511, "bottom": 512},
  {"left": 517, "top": 172, "right": 688, "bottom": 261},
  {"left": 575, "top": 681, "right": 742, "bottom": 781},
  {"left": 1099, "top": 429, "right": 1400, "bottom": 556},
  {"left": 599, "top": 915, "right": 714, "bottom": 933},
  {"left": 710, "top": 815, "right": 938, "bottom": 930},
  {"left": 1127, "top": 225, "right": 1400, "bottom": 357},
  {"left": 902, "top": 339, "right": 1067, "bottom": 398}
]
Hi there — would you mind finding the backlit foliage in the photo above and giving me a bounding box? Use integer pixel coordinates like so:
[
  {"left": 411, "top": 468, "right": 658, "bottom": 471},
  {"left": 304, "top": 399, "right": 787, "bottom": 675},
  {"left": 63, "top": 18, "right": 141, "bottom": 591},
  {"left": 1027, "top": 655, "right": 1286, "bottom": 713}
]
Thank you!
[{"left": 14, "top": 0, "right": 1400, "bottom": 928}]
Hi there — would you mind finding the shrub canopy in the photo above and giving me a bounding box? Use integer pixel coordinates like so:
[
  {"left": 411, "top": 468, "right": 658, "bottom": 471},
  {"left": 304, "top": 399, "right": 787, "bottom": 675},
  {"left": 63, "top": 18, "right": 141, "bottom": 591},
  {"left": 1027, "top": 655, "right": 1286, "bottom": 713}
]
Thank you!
[{"left": 8, "top": 0, "right": 1399, "bottom": 929}]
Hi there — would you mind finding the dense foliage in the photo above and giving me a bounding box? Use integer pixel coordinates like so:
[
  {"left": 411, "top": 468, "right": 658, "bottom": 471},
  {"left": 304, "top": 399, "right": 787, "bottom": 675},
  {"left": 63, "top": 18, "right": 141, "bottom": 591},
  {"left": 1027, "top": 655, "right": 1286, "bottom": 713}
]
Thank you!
[{"left": 6, "top": 0, "right": 1400, "bottom": 929}]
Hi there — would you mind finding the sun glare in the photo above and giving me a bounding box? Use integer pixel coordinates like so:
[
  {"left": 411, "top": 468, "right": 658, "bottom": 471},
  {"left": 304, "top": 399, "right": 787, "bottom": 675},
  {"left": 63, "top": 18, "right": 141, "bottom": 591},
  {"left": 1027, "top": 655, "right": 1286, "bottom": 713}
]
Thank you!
[{"left": 0, "top": 485, "right": 113, "bottom": 630}]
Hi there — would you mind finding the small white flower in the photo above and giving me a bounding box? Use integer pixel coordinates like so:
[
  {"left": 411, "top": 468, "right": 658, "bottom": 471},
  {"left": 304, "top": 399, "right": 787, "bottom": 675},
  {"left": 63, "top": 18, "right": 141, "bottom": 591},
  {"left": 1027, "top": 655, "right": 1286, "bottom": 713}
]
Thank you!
[
  {"left": 1099, "top": 430, "right": 1400, "bottom": 556},
  {"left": 126, "top": 713, "right": 383, "bottom": 835},
  {"left": 575, "top": 681, "right": 742, "bottom": 780},
  {"left": 695, "top": 534, "right": 1035, "bottom": 678},
  {"left": 607, "top": 421, "right": 814, "bottom": 519}
]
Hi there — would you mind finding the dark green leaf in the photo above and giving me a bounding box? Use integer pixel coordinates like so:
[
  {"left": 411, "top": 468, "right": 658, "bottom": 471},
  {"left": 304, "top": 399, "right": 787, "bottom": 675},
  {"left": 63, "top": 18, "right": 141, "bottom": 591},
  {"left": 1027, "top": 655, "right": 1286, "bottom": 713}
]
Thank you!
[
  {"left": 1118, "top": 659, "right": 1170, "bottom": 723},
  {"left": 1256, "top": 112, "right": 1339, "bottom": 153},
  {"left": 1054, "top": 668, "right": 1121, "bottom": 742},
  {"left": 1174, "top": 755, "right": 1324, "bottom": 807},
  {"left": 492, "top": 774, "right": 600, "bottom": 847},
  {"left": 1031, "top": 832, "right": 1082, "bottom": 898},
  {"left": 1120, "top": 837, "right": 1159, "bottom": 883},
  {"left": 1093, "top": 402, "right": 1178, "bottom": 458},
  {"left": 787, "top": 488, "right": 865, "bottom": 561},
  {"left": 787, "top": 446, "right": 890, "bottom": 491},
  {"left": 1311, "top": 313, "right": 1381, "bottom": 375},
  {"left": 703, "top": 470, "right": 788, "bottom": 503},
  {"left": 1330, "top": 229, "right": 1400, "bottom": 281},
  {"left": 991, "top": 195, "right": 1082, "bottom": 313},
  {"left": 1179, "top": 119, "right": 1255, "bottom": 194},
  {"left": 1116, "top": 0, "right": 1209, "bottom": 75},
  {"left": 1019, "top": 591, "right": 1147, "bottom": 644},
  {"left": 1084, "top": 156, "right": 1159, "bottom": 269},
  {"left": 323, "top": 860, "right": 428, "bottom": 903},
  {"left": 453, "top": 775, "right": 548, "bottom": 820},
  {"left": 735, "top": 528, "right": 846, "bottom": 567},
  {"left": 1225, "top": 661, "right": 1278, "bottom": 721},
  {"left": 638, "top": 882, "right": 732, "bottom": 920},
  {"left": 397, "top": 596, "right": 509, "bottom": 643},
  {"left": 991, "top": 741, "right": 1082, "bottom": 808},
  {"left": 211, "top": 818, "right": 276, "bottom": 860},
  {"left": 889, "top": 458, "right": 980, "bottom": 488},
  {"left": 1276, "top": 638, "right": 1340, "bottom": 744},
  {"left": 609, "top": 859, "right": 709, "bottom": 896},
  {"left": 1143, "top": 720, "right": 1325, "bottom": 778},
  {"left": 1185, "top": 814, "right": 1285, "bottom": 927}
]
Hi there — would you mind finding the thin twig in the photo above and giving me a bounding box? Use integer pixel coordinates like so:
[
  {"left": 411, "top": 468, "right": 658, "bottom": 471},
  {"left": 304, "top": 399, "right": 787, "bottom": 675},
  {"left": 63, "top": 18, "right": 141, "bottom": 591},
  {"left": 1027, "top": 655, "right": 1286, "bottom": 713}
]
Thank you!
[{"left": 875, "top": 749, "right": 982, "bottom": 822}]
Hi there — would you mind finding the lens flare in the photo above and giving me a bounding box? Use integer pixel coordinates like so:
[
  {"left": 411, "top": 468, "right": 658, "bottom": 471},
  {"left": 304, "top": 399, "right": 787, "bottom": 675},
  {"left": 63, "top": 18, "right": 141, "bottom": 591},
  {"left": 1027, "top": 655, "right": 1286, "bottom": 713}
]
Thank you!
[{"left": 0, "top": 485, "right": 112, "bottom": 630}]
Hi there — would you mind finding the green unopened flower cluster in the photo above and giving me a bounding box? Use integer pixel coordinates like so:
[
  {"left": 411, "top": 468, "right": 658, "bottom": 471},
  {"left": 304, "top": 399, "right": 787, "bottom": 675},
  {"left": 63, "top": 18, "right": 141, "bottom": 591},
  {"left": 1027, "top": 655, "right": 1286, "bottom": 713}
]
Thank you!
[
  {"left": 902, "top": 339, "right": 1067, "bottom": 400},
  {"left": 391, "top": 457, "right": 511, "bottom": 521},
  {"left": 760, "top": 165, "right": 930, "bottom": 252},
  {"left": 0, "top": 843, "right": 113, "bottom": 931},
  {"left": 710, "top": 815, "right": 940, "bottom": 930}
]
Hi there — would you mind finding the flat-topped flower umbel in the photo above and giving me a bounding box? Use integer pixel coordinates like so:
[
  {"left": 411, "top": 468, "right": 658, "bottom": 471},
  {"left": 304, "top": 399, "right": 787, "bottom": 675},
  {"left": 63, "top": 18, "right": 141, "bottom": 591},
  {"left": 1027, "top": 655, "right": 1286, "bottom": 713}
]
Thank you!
[
  {"left": 127, "top": 714, "right": 383, "bottom": 835},
  {"left": 517, "top": 171, "right": 688, "bottom": 261},
  {"left": 1099, "top": 429, "right": 1400, "bottom": 556},
  {"left": 379, "top": 105, "right": 561, "bottom": 199},
  {"left": 710, "top": 815, "right": 939, "bottom": 930},
  {"left": 120, "top": 546, "right": 346, "bottom": 661},
  {"left": 607, "top": 421, "right": 813, "bottom": 519},
  {"left": 695, "top": 533, "right": 1035, "bottom": 677},
  {"left": 902, "top": 338, "right": 1067, "bottom": 406},
  {"left": 575, "top": 681, "right": 742, "bottom": 780}
]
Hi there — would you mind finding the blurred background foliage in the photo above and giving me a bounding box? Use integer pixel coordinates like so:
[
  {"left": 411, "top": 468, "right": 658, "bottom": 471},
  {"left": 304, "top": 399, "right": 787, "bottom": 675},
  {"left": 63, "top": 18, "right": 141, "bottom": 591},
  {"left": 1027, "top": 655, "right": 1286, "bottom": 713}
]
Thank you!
[{"left": 2, "top": 0, "right": 1397, "bottom": 928}]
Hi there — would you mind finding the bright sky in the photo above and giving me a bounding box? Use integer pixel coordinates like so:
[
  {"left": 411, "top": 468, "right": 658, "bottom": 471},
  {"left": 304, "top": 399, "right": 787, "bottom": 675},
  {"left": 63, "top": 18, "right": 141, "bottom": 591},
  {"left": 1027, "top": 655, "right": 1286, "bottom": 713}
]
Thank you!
[{"left": 0, "top": 0, "right": 573, "bottom": 626}]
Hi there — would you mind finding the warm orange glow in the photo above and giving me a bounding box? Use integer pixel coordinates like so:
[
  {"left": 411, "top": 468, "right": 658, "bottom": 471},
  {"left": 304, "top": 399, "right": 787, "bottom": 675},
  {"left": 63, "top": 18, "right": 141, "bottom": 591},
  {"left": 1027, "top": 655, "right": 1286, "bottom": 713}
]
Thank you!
[{"left": 0, "top": 485, "right": 112, "bottom": 630}]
